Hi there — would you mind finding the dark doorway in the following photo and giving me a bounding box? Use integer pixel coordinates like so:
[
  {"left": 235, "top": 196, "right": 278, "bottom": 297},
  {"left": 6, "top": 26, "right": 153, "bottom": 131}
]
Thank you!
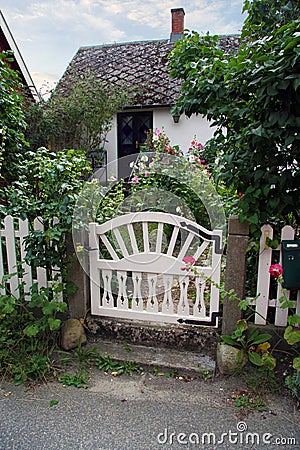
[{"left": 117, "top": 111, "right": 153, "bottom": 179}]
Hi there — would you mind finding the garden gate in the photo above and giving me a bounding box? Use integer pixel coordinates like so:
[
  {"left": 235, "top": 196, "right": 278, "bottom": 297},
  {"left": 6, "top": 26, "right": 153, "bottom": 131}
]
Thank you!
[{"left": 89, "top": 212, "right": 222, "bottom": 327}]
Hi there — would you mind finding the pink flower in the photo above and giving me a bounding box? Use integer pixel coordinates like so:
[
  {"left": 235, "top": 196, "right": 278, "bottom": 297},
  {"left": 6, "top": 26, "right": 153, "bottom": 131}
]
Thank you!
[
  {"left": 130, "top": 176, "right": 139, "bottom": 184},
  {"left": 269, "top": 264, "right": 283, "bottom": 278},
  {"left": 156, "top": 129, "right": 162, "bottom": 137},
  {"left": 183, "top": 256, "right": 196, "bottom": 265},
  {"left": 144, "top": 171, "right": 150, "bottom": 177}
]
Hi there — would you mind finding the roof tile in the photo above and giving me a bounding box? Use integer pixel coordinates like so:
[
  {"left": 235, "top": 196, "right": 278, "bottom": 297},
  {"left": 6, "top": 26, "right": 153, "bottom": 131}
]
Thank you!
[{"left": 57, "top": 36, "right": 240, "bottom": 107}]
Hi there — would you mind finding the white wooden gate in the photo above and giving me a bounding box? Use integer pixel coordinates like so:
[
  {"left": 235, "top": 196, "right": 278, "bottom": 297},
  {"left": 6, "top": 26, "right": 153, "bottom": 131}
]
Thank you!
[{"left": 89, "top": 212, "right": 222, "bottom": 327}]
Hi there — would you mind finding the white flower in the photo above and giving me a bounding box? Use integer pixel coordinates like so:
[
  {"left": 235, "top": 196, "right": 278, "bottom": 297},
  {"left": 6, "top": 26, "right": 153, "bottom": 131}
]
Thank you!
[
  {"left": 129, "top": 161, "right": 135, "bottom": 168},
  {"left": 140, "top": 155, "right": 148, "bottom": 162},
  {"left": 188, "top": 155, "right": 195, "bottom": 163},
  {"left": 153, "top": 135, "right": 159, "bottom": 142}
]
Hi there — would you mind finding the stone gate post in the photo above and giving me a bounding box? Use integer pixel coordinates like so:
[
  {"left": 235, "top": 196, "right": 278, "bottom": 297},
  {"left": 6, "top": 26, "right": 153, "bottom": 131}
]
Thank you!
[{"left": 222, "top": 215, "right": 249, "bottom": 335}]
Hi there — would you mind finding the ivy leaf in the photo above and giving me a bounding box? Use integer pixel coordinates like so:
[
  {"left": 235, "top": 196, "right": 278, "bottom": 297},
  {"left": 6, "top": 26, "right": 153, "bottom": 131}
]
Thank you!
[
  {"left": 48, "top": 317, "right": 61, "bottom": 331},
  {"left": 261, "top": 353, "right": 276, "bottom": 370},
  {"left": 238, "top": 299, "right": 249, "bottom": 310},
  {"left": 284, "top": 326, "right": 300, "bottom": 345},
  {"left": 292, "top": 357, "right": 300, "bottom": 372},
  {"left": 23, "top": 323, "right": 40, "bottom": 337}
]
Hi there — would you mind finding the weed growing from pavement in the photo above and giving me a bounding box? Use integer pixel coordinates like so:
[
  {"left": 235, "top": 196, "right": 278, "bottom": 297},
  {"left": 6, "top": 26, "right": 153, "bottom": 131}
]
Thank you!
[
  {"left": 230, "top": 390, "right": 268, "bottom": 412},
  {"left": 58, "top": 373, "right": 89, "bottom": 389}
]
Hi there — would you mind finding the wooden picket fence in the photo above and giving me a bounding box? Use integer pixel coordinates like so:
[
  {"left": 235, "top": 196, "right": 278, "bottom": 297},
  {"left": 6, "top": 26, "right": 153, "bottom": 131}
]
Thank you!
[
  {"left": 249, "top": 224, "right": 300, "bottom": 327},
  {"left": 0, "top": 215, "right": 62, "bottom": 300}
]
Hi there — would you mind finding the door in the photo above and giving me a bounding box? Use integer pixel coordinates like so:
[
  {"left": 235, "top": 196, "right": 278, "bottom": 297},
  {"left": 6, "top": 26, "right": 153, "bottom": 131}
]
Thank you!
[{"left": 117, "top": 111, "right": 153, "bottom": 179}]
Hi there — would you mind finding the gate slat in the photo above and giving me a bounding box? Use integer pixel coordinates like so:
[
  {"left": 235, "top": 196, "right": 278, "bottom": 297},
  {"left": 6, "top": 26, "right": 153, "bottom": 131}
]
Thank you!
[
  {"left": 127, "top": 223, "right": 139, "bottom": 254},
  {"left": 34, "top": 218, "right": 47, "bottom": 290},
  {"left": 255, "top": 224, "right": 273, "bottom": 325},
  {"left": 142, "top": 222, "right": 150, "bottom": 252},
  {"left": 166, "top": 226, "right": 179, "bottom": 256},
  {"left": 162, "top": 275, "right": 174, "bottom": 314},
  {"left": 4, "top": 216, "right": 19, "bottom": 298},
  {"left": 16, "top": 218, "right": 33, "bottom": 296},
  {"left": 132, "top": 272, "right": 143, "bottom": 310},
  {"left": 113, "top": 228, "right": 129, "bottom": 257}
]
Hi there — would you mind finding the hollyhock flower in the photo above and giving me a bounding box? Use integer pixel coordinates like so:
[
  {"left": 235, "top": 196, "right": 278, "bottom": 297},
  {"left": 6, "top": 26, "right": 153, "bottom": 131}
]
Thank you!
[
  {"left": 149, "top": 161, "right": 154, "bottom": 168},
  {"left": 269, "top": 264, "right": 283, "bottom": 278},
  {"left": 183, "top": 256, "right": 196, "bottom": 265},
  {"left": 130, "top": 176, "right": 139, "bottom": 184},
  {"left": 156, "top": 129, "right": 162, "bottom": 137},
  {"left": 144, "top": 171, "right": 150, "bottom": 177},
  {"left": 181, "top": 255, "right": 196, "bottom": 271}
]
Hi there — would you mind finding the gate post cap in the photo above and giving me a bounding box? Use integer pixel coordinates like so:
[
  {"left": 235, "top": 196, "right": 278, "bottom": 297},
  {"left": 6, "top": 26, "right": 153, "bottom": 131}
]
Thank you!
[{"left": 228, "top": 215, "right": 249, "bottom": 236}]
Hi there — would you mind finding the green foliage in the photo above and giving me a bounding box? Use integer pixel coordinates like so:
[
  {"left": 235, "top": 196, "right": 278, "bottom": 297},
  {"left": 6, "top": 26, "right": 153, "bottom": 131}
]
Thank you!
[
  {"left": 232, "top": 391, "right": 268, "bottom": 411},
  {"left": 0, "top": 52, "right": 28, "bottom": 183},
  {"left": 285, "top": 369, "right": 300, "bottom": 401},
  {"left": 128, "top": 129, "right": 232, "bottom": 228},
  {"left": 3, "top": 147, "right": 91, "bottom": 288},
  {"left": 0, "top": 275, "right": 67, "bottom": 384},
  {"left": 24, "top": 71, "right": 132, "bottom": 164},
  {"left": 169, "top": 0, "right": 300, "bottom": 233},
  {"left": 0, "top": 148, "right": 90, "bottom": 384},
  {"left": 221, "top": 319, "right": 276, "bottom": 370},
  {"left": 59, "top": 373, "right": 89, "bottom": 388},
  {"left": 284, "top": 325, "right": 300, "bottom": 345},
  {"left": 95, "top": 355, "right": 143, "bottom": 375}
]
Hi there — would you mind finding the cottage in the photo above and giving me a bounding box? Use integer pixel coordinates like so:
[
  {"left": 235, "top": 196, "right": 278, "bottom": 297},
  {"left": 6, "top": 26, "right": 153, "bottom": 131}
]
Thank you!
[{"left": 57, "top": 8, "right": 239, "bottom": 179}]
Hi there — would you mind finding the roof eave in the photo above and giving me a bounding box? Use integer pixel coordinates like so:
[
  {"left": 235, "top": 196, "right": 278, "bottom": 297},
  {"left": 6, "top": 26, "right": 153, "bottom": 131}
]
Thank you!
[{"left": 0, "top": 10, "right": 40, "bottom": 101}]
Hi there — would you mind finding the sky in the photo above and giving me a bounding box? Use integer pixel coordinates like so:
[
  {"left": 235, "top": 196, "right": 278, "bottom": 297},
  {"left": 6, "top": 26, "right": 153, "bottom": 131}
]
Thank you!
[{"left": 1, "top": 0, "right": 246, "bottom": 93}]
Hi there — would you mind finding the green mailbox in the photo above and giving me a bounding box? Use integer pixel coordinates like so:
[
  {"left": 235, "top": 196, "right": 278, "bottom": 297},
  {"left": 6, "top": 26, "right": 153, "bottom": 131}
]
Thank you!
[{"left": 282, "top": 240, "right": 300, "bottom": 290}]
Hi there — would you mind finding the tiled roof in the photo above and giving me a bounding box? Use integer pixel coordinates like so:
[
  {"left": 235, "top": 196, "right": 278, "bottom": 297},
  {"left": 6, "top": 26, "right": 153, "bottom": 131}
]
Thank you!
[{"left": 57, "top": 35, "right": 240, "bottom": 107}]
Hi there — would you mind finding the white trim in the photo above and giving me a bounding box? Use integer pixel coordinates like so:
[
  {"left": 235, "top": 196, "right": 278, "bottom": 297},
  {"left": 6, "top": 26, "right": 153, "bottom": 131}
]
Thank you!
[{"left": 0, "top": 10, "right": 39, "bottom": 100}]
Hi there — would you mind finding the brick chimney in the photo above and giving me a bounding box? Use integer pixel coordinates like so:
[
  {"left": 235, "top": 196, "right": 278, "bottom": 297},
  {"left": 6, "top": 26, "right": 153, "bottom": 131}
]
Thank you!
[{"left": 170, "top": 8, "right": 185, "bottom": 43}]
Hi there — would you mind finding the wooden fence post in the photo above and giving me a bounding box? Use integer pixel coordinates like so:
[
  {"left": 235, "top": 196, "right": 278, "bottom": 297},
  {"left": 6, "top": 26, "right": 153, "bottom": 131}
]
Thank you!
[
  {"left": 222, "top": 215, "right": 249, "bottom": 335},
  {"left": 66, "top": 232, "right": 89, "bottom": 319}
]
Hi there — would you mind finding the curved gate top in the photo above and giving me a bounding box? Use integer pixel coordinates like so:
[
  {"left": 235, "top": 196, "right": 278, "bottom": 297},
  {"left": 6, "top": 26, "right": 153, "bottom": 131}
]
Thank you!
[{"left": 89, "top": 212, "right": 222, "bottom": 327}]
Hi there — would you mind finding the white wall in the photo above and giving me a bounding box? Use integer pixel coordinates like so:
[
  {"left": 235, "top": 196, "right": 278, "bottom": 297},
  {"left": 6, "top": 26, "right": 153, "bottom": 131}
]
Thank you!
[
  {"left": 103, "top": 107, "right": 215, "bottom": 179},
  {"left": 153, "top": 108, "right": 215, "bottom": 153}
]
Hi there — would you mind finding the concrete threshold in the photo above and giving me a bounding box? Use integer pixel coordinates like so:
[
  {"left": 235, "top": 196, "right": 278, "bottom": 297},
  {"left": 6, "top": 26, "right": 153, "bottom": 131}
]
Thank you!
[{"left": 87, "top": 339, "right": 216, "bottom": 376}]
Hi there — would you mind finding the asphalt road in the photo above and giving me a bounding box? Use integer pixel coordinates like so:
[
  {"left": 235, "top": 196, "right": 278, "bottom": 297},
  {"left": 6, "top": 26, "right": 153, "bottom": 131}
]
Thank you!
[{"left": 0, "top": 369, "right": 299, "bottom": 450}]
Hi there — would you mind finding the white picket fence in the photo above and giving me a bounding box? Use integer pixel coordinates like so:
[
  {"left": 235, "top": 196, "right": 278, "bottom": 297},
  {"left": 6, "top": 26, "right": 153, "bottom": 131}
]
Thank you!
[
  {"left": 250, "top": 224, "right": 300, "bottom": 327},
  {"left": 0, "top": 215, "right": 62, "bottom": 300}
]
